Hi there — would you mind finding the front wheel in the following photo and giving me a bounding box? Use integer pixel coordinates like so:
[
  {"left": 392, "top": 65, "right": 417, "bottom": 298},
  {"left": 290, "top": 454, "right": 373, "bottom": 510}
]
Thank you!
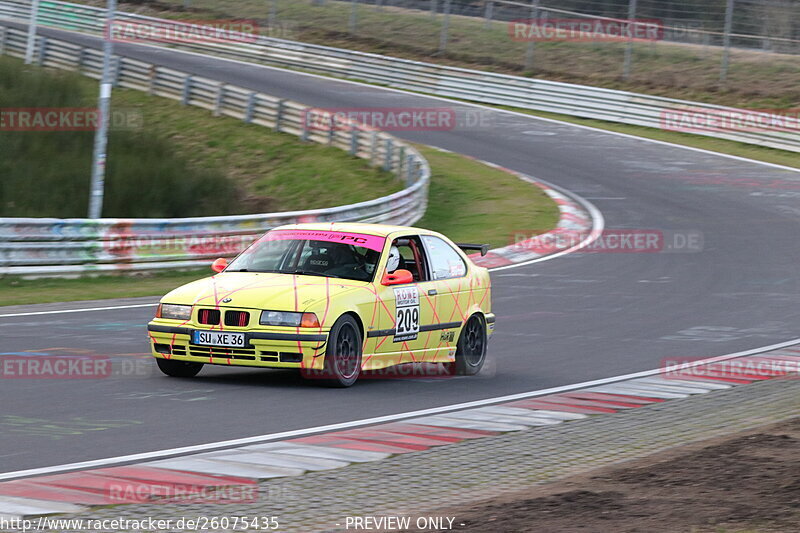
[
  {"left": 156, "top": 358, "right": 203, "bottom": 378},
  {"left": 314, "top": 315, "right": 363, "bottom": 387},
  {"left": 451, "top": 314, "right": 487, "bottom": 376}
]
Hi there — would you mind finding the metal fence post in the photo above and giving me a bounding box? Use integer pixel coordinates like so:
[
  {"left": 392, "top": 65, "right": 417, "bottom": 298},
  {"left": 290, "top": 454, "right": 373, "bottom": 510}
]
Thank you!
[
  {"left": 483, "top": 1, "right": 493, "bottom": 29},
  {"left": 88, "top": 0, "right": 117, "bottom": 220},
  {"left": 397, "top": 145, "right": 405, "bottom": 177},
  {"left": 438, "top": 0, "right": 451, "bottom": 54},
  {"left": 376, "top": 0, "right": 384, "bottom": 12},
  {"left": 720, "top": 0, "right": 734, "bottom": 83},
  {"left": 383, "top": 138, "right": 393, "bottom": 171},
  {"left": 430, "top": 0, "right": 437, "bottom": 17},
  {"left": 301, "top": 107, "right": 310, "bottom": 141},
  {"left": 524, "top": 0, "right": 539, "bottom": 71},
  {"left": 25, "top": 0, "right": 40, "bottom": 64},
  {"left": 244, "top": 92, "right": 257, "bottom": 123},
  {"left": 181, "top": 75, "right": 193, "bottom": 105},
  {"left": 275, "top": 99, "right": 285, "bottom": 132},
  {"left": 37, "top": 37, "right": 47, "bottom": 66},
  {"left": 349, "top": 127, "right": 359, "bottom": 155},
  {"left": 622, "top": 0, "right": 637, "bottom": 80},
  {"left": 149, "top": 66, "right": 158, "bottom": 95},
  {"left": 0, "top": 26, "right": 6, "bottom": 56},
  {"left": 405, "top": 155, "right": 414, "bottom": 185},
  {"left": 111, "top": 56, "right": 121, "bottom": 87},
  {"left": 214, "top": 84, "right": 224, "bottom": 116},
  {"left": 268, "top": 0, "right": 278, "bottom": 34},
  {"left": 349, "top": 0, "right": 358, "bottom": 35},
  {"left": 370, "top": 132, "right": 378, "bottom": 165}
]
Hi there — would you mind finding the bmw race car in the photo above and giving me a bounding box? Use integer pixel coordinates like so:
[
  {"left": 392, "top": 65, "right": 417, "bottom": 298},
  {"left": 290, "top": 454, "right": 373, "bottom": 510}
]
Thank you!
[{"left": 147, "top": 223, "right": 495, "bottom": 387}]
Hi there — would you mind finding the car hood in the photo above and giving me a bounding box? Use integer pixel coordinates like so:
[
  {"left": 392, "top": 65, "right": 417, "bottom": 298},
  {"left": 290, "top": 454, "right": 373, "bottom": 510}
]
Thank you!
[{"left": 161, "top": 272, "right": 365, "bottom": 312}]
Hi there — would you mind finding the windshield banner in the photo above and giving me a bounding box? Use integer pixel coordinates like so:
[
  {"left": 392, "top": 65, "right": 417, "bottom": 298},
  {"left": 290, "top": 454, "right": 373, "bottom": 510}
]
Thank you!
[{"left": 264, "top": 230, "right": 386, "bottom": 252}]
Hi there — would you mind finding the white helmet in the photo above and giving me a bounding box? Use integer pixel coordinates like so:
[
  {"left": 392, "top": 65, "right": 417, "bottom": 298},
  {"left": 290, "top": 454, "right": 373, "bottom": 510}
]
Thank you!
[{"left": 386, "top": 245, "right": 401, "bottom": 273}]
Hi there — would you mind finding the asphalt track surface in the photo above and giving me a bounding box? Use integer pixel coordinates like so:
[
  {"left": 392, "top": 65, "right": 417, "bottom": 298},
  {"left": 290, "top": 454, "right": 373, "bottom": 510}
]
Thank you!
[{"left": 1, "top": 24, "right": 799, "bottom": 474}]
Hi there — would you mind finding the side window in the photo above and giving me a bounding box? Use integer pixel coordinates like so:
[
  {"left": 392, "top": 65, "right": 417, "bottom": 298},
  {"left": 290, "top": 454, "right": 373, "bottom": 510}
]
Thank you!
[
  {"left": 391, "top": 236, "right": 429, "bottom": 282},
  {"left": 421, "top": 235, "right": 467, "bottom": 280}
]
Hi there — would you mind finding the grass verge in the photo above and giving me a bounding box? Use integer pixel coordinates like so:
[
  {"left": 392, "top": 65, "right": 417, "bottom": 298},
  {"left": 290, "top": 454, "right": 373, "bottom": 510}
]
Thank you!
[
  {"left": 1, "top": 149, "right": 560, "bottom": 305},
  {"left": 0, "top": 55, "right": 401, "bottom": 217}
]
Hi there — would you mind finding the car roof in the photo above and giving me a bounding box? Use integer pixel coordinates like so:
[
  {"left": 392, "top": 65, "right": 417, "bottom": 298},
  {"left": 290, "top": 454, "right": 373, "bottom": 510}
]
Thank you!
[{"left": 272, "top": 222, "right": 439, "bottom": 238}]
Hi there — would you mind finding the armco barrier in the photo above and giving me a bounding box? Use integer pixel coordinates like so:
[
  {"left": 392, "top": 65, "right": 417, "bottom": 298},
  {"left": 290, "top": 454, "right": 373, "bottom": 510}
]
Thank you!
[
  {"left": 1, "top": 0, "right": 798, "bottom": 152},
  {"left": 0, "top": 24, "right": 430, "bottom": 276}
]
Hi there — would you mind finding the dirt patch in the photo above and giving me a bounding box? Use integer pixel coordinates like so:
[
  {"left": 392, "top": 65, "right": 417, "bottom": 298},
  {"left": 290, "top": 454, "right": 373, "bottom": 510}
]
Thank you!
[{"left": 417, "top": 418, "right": 800, "bottom": 533}]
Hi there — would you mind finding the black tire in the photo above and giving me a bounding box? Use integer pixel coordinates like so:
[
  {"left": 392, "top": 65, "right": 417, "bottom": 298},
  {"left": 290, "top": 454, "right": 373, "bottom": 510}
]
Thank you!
[
  {"left": 452, "top": 314, "right": 487, "bottom": 376},
  {"left": 315, "top": 315, "right": 363, "bottom": 387},
  {"left": 156, "top": 358, "right": 203, "bottom": 378}
]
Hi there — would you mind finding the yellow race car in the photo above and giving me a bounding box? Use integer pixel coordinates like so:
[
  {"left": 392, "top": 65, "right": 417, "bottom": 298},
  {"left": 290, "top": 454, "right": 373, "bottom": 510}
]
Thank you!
[{"left": 147, "top": 223, "right": 495, "bottom": 387}]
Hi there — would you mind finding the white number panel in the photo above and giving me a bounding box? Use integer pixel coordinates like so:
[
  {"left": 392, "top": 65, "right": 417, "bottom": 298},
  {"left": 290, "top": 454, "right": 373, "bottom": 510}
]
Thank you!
[{"left": 393, "top": 286, "right": 420, "bottom": 342}]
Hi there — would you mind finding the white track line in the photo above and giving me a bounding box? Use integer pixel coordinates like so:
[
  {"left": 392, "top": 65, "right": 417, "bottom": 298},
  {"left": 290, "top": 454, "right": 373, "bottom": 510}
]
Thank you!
[
  {"left": 0, "top": 303, "right": 158, "bottom": 318},
  {"left": 1, "top": 336, "right": 797, "bottom": 482}
]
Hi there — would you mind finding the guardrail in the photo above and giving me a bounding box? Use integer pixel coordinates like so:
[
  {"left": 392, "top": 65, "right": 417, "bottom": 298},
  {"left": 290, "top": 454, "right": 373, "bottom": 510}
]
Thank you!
[
  {"left": 1, "top": 0, "right": 797, "bottom": 152},
  {"left": 0, "top": 23, "right": 430, "bottom": 277}
]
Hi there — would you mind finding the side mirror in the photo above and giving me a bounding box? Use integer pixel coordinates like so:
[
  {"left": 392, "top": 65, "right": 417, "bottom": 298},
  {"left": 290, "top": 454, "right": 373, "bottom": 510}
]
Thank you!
[
  {"left": 211, "top": 257, "right": 228, "bottom": 273},
  {"left": 381, "top": 269, "right": 413, "bottom": 286}
]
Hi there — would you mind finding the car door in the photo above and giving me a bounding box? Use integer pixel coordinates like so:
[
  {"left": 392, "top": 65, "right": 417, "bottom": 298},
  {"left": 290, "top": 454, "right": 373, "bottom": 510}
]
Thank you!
[
  {"left": 372, "top": 235, "right": 437, "bottom": 366},
  {"left": 419, "top": 234, "right": 470, "bottom": 358}
]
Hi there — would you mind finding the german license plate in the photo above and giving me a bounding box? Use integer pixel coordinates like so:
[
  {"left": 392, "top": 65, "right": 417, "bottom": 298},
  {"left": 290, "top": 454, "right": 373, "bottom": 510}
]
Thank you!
[{"left": 192, "top": 330, "right": 246, "bottom": 348}]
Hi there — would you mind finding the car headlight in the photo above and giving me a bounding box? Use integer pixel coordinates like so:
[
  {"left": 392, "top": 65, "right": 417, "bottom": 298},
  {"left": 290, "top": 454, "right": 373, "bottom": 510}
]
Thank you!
[
  {"left": 157, "top": 303, "right": 193, "bottom": 321},
  {"left": 260, "top": 310, "right": 320, "bottom": 328}
]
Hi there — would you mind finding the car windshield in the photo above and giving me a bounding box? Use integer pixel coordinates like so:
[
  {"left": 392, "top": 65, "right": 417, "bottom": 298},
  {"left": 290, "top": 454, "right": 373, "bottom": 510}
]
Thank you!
[{"left": 226, "top": 229, "right": 385, "bottom": 282}]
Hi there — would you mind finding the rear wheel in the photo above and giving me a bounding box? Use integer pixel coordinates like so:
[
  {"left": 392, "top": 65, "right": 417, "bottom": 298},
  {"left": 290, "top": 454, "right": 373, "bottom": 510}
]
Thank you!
[
  {"left": 156, "top": 358, "right": 203, "bottom": 378},
  {"left": 452, "top": 314, "right": 487, "bottom": 376},
  {"left": 315, "top": 315, "right": 363, "bottom": 387}
]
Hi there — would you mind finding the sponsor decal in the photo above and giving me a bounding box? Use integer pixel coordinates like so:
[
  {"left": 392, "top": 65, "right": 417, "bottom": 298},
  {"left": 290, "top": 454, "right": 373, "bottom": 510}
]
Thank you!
[
  {"left": 264, "top": 230, "right": 386, "bottom": 252},
  {"left": 393, "top": 286, "right": 420, "bottom": 343}
]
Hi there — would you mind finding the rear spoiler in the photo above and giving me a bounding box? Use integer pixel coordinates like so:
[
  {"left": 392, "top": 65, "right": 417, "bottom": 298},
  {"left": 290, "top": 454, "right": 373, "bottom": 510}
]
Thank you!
[{"left": 456, "top": 243, "right": 490, "bottom": 257}]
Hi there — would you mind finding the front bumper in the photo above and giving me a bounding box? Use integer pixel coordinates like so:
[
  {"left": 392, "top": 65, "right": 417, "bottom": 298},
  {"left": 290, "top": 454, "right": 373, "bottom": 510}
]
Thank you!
[{"left": 147, "top": 322, "right": 330, "bottom": 369}]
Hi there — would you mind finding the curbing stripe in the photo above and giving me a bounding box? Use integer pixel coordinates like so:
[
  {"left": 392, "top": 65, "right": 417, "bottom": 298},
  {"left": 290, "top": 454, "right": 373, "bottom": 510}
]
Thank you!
[
  {"left": 243, "top": 443, "right": 390, "bottom": 463},
  {"left": 634, "top": 377, "right": 731, "bottom": 390},
  {"left": 403, "top": 416, "right": 529, "bottom": 432},
  {"left": 0, "top": 496, "right": 87, "bottom": 517},
  {"left": 144, "top": 459, "right": 304, "bottom": 479},
  {"left": 585, "top": 384, "right": 690, "bottom": 399},
  {"left": 201, "top": 451, "right": 348, "bottom": 472}
]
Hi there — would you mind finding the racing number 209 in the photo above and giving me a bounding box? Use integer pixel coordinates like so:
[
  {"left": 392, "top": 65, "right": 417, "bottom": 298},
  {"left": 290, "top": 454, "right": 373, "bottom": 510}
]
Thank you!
[{"left": 396, "top": 306, "right": 419, "bottom": 336}]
